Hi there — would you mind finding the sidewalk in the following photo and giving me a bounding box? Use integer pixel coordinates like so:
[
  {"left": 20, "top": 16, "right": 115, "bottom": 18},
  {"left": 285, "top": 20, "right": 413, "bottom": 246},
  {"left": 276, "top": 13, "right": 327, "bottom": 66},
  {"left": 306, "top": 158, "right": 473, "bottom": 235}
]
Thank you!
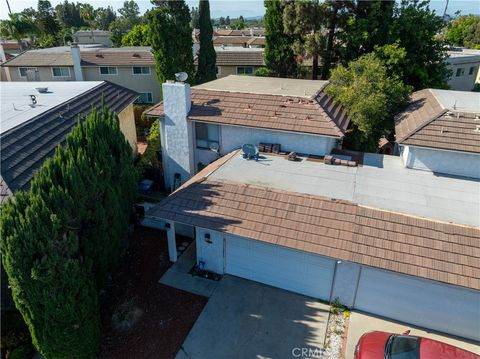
[{"left": 159, "top": 241, "right": 219, "bottom": 298}]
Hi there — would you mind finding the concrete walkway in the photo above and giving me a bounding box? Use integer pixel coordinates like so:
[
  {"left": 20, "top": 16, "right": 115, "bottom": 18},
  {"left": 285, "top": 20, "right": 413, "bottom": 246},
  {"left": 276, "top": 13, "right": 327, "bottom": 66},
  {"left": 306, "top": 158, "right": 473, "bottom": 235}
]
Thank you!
[{"left": 159, "top": 242, "right": 219, "bottom": 298}]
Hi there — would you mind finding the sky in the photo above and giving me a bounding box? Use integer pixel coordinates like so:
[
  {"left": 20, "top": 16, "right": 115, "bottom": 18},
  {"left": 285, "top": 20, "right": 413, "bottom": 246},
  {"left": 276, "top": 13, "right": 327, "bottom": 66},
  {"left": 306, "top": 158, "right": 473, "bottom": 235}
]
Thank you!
[{"left": 0, "top": 0, "right": 479, "bottom": 20}]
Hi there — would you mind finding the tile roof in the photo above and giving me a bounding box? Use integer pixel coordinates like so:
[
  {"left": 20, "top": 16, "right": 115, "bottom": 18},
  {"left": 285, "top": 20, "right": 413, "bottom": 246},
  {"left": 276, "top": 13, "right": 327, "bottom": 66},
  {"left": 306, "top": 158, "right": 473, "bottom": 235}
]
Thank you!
[
  {"left": 395, "top": 89, "right": 480, "bottom": 153},
  {"left": 0, "top": 81, "right": 138, "bottom": 204},
  {"left": 81, "top": 50, "right": 155, "bottom": 66},
  {"left": 247, "top": 37, "right": 265, "bottom": 46},
  {"left": 213, "top": 36, "right": 254, "bottom": 46},
  {"left": 145, "top": 87, "right": 349, "bottom": 138},
  {"left": 2, "top": 51, "right": 73, "bottom": 67},
  {"left": 215, "top": 49, "right": 264, "bottom": 66},
  {"left": 148, "top": 176, "right": 480, "bottom": 291}
]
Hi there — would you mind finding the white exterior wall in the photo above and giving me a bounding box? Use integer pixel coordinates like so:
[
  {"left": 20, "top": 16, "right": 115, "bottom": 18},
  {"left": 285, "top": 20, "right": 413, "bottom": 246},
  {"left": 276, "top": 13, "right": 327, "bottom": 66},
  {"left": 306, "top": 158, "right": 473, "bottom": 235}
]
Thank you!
[
  {"left": 194, "top": 123, "right": 339, "bottom": 168},
  {"left": 330, "top": 261, "right": 361, "bottom": 307},
  {"left": 161, "top": 82, "right": 194, "bottom": 191},
  {"left": 195, "top": 227, "right": 225, "bottom": 274},
  {"left": 401, "top": 145, "right": 480, "bottom": 179}
]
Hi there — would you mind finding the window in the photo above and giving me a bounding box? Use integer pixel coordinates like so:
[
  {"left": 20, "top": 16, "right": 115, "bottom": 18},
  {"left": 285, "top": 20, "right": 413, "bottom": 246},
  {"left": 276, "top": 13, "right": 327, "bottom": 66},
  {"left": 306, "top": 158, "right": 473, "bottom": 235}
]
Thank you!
[
  {"left": 18, "top": 67, "right": 37, "bottom": 77},
  {"left": 387, "top": 335, "right": 420, "bottom": 359},
  {"left": 135, "top": 92, "right": 153, "bottom": 104},
  {"left": 469, "top": 66, "right": 476, "bottom": 75},
  {"left": 456, "top": 68, "right": 465, "bottom": 77},
  {"left": 237, "top": 66, "right": 254, "bottom": 75},
  {"left": 216, "top": 66, "right": 221, "bottom": 76},
  {"left": 195, "top": 122, "right": 219, "bottom": 149},
  {"left": 132, "top": 66, "right": 151, "bottom": 75},
  {"left": 99, "top": 66, "right": 117, "bottom": 75},
  {"left": 52, "top": 67, "right": 70, "bottom": 77}
]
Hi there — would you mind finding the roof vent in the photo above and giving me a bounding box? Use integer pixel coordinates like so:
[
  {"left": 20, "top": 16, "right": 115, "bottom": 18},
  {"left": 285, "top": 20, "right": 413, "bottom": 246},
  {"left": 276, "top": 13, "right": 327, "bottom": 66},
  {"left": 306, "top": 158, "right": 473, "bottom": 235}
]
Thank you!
[
  {"left": 35, "top": 87, "right": 48, "bottom": 93},
  {"left": 242, "top": 144, "right": 259, "bottom": 160},
  {"left": 132, "top": 53, "right": 141, "bottom": 58},
  {"left": 474, "top": 125, "right": 480, "bottom": 133},
  {"left": 95, "top": 53, "right": 103, "bottom": 58}
]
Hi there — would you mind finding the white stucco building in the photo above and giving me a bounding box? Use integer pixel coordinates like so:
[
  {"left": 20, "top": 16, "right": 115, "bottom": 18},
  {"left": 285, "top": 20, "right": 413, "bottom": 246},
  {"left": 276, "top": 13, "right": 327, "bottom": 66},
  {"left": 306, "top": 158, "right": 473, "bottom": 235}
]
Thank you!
[{"left": 446, "top": 49, "right": 480, "bottom": 91}]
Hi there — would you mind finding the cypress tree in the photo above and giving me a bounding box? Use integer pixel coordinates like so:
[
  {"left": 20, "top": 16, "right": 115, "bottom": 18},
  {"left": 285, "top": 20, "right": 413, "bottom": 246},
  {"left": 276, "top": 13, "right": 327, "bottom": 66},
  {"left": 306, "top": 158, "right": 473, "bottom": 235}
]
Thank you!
[
  {"left": 148, "top": 0, "right": 195, "bottom": 90},
  {"left": 0, "top": 103, "right": 137, "bottom": 358},
  {"left": 196, "top": 0, "right": 217, "bottom": 84},
  {"left": 264, "top": 0, "right": 297, "bottom": 78}
]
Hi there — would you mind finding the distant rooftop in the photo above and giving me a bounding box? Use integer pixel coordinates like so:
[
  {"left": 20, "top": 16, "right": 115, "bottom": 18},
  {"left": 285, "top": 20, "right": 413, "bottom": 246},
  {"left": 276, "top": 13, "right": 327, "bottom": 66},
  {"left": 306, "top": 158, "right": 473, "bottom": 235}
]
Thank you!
[
  {"left": 430, "top": 89, "right": 480, "bottom": 113},
  {"left": 193, "top": 75, "right": 328, "bottom": 98},
  {"left": 210, "top": 152, "right": 480, "bottom": 227},
  {"left": 1, "top": 81, "right": 103, "bottom": 134}
]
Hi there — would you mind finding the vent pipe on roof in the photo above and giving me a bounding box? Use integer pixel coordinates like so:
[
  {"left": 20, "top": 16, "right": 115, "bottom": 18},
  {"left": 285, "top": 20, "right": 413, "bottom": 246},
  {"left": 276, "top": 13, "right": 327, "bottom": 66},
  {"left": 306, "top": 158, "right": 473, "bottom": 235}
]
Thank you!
[{"left": 70, "top": 43, "right": 83, "bottom": 81}]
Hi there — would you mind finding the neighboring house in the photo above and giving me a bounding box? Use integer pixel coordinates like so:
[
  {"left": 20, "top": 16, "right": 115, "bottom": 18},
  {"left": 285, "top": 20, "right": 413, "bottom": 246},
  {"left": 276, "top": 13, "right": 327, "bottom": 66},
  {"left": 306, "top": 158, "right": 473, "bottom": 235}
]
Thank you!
[
  {"left": 0, "top": 80, "right": 137, "bottom": 310},
  {"left": 1, "top": 45, "right": 160, "bottom": 103},
  {"left": 246, "top": 37, "right": 265, "bottom": 48},
  {"left": 144, "top": 75, "right": 349, "bottom": 191},
  {"left": 213, "top": 36, "right": 257, "bottom": 48},
  {"left": 446, "top": 50, "right": 480, "bottom": 90},
  {"left": 209, "top": 47, "right": 264, "bottom": 78},
  {"left": 395, "top": 89, "right": 480, "bottom": 179},
  {"left": 214, "top": 28, "right": 265, "bottom": 37},
  {"left": 73, "top": 30, "right": 112, "bottom": 47}
]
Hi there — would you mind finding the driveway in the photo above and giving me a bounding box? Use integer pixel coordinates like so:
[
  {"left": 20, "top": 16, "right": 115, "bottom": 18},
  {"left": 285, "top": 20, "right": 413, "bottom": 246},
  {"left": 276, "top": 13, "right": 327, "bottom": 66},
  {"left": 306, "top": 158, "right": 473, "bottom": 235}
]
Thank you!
[
  {"left": 176, "top": 275, "right": 330, "bottom": 359},
  {"left": 345, "top": 311, "right": 480, "bottom": 359}
]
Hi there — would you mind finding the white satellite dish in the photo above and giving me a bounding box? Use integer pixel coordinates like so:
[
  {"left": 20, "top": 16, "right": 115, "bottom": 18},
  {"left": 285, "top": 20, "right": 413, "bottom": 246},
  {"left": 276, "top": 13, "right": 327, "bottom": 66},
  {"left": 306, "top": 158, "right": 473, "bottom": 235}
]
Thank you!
[{"left": 175, "top": 72, "right": 188, "bottom": 82}]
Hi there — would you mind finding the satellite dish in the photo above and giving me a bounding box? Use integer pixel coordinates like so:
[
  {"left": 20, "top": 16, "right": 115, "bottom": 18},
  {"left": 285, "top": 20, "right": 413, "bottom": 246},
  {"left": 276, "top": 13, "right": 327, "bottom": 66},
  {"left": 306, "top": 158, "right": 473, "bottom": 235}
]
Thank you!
[
  {"left": 209, "top": 142, "right": 219, "bottom": 152},
  {"left": 242, "top": 144, "right": 258, "bottom": 160},
  {"left": 175, "top": 72, "right": 188, "bottom": 82}
]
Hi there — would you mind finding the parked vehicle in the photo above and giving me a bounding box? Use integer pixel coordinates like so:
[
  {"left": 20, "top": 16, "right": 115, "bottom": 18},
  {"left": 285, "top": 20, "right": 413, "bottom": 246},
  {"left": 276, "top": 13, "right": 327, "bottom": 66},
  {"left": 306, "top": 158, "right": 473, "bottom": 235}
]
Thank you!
[{"left": 354, "top": 331, "right": 479, "bottom": 359}]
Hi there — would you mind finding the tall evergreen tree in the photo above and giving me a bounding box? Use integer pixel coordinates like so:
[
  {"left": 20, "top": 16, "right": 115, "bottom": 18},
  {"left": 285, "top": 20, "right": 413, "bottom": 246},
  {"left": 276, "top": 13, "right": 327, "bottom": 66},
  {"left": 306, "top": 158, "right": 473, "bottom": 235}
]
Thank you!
[
  {"left": 148, "top": 0, "right": 195, "bottom": 90},
  {"left": 196, "top": 0, "right": 216, "bottom": 84},
  {"left": 264, "top": 0, "right": 297, "bottom": 78}
]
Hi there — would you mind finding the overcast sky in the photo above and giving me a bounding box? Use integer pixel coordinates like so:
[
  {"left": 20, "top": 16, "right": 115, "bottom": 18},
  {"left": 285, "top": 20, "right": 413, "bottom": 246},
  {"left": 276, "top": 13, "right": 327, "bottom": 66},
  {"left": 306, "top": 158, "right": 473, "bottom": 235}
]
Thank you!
[{"left": 1, "top": 0, "right": 479, "bottom": 20}]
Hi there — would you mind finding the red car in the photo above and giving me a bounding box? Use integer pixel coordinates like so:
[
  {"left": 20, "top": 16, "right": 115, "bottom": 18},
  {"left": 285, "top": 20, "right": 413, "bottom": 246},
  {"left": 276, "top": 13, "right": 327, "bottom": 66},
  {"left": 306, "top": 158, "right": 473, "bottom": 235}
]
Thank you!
[{"left": 354, "top": 331, "right": 479, "bottom": 359}]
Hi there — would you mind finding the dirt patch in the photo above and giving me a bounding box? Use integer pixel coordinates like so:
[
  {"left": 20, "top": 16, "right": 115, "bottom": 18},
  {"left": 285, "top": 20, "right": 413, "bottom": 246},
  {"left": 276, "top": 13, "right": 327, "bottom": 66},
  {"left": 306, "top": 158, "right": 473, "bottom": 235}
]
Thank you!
[{"left": 98, "top": 227, "right": 207, "bottom": 359}]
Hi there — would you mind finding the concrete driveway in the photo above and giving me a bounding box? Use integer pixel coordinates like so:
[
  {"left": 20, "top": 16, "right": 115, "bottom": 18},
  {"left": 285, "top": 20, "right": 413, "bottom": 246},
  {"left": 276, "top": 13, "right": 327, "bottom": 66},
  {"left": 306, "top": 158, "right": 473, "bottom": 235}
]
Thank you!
[
  {"left": 176, "top": 275, "right": 330, "bottom": 359},
  {"left": 345, "top": 311, "right": 480, "bottom": 359}
]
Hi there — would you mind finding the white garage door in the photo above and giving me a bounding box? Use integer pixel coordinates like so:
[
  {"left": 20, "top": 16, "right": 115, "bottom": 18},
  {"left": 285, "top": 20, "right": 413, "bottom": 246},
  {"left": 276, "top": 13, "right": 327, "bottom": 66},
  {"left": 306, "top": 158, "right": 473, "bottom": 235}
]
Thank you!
[
  {"left": 354, "top": 268, "right": 480, "bottom": 341},
  {"left": 226, "top": 235, "right": 335, "bottom": 300}
]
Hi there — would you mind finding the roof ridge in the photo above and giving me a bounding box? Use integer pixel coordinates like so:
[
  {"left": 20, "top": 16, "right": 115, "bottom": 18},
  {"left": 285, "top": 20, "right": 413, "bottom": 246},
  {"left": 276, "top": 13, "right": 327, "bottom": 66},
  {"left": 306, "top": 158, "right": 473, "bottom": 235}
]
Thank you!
[{"left": 315, "top": 89, "right": 347, "bottom": 137}]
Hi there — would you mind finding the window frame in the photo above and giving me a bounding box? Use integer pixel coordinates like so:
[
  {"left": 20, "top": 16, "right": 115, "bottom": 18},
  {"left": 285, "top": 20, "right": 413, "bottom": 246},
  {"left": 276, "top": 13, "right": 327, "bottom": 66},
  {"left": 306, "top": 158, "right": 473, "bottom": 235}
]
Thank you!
[
  {"left": 51, "top": 67, "right": 71, "bottom": 78},
  {"left": 455, "top": 68, "right": 465, "bottom": 77},
  {"left": 132, "top": 66, "right": 151, "bottom": 75},
  {"left": 468, "top": 66, "right": 476, "bottom": 75},
  {"left": 135, "top": 92, "right": 153, "bottom": 104},
  {"left": 99, "top": 66, "right": 118, "bottom": 75},
  {"left": 18, "top": 67, "right": 37, "bottom": 77},
  {"left": 195, "top": 122, "right": 220, "bottom": 150},
  {"left": 236, "top": 66, "right": 254, "bottom": 75}
]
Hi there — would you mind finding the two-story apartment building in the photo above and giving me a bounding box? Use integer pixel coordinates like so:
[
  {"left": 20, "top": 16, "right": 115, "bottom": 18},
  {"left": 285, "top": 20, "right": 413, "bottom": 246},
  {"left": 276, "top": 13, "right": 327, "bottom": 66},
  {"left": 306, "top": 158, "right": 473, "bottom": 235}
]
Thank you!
[
  {"left": 446, "top": 50, "right": 480, "bottom": 91},
  {"left": 1, "top": 44, "right": 160, "bottom": 103}
]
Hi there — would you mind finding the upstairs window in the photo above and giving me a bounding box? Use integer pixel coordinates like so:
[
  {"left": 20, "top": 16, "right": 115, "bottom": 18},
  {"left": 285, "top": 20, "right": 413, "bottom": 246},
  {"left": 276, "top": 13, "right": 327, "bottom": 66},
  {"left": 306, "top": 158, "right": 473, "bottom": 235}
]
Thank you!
[
  {"left": 19, "top": 67, "right": 37, "bottom": 77},
  {"left": 456, "top": 68, "right": 465, "bottom": 77},
  {"left": 469, "top": 66, "right": 476, "bottom": 75},
  {"left": 135, "top": 92, "right": 153, "bottom": 104},
  {"left": 132, "top": 66, "right": 151, "bottom": 75},
  {"left": 99, "top": 66, "right": 117, "bottom": 75},
  {"left": 195, "top": 122, "right": 219, "bottom": 149},
  {"left": 237, "top": 66, "right": 254, "bottom": 75},
  {"left": 52, "top": 67, "right": 70, "bottom": 77}
]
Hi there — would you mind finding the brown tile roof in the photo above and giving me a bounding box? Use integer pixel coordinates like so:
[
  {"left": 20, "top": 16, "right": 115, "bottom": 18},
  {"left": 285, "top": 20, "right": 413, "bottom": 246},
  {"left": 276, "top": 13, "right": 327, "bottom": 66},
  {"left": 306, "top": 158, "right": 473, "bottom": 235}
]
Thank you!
[
  {"left": 144, "top": 88, "right": 349, "bottom": 137},
  {"left": 395, "top": 89, "right": 480, "bottom": 153},
  {"left": 149, "top": 177, "right": 480, "bottom": 291},
  {"left": 246, "top": 37, "right": 265, "bottom": 46},
  {"left": 215, "top": 50, "right": 264, "bottom": 66},
  {"left": 2, "top": 51, "right": 73, "bottom": 67},
  {"left": 213, "top": 36, "right": 253, "bottom": 46},
  {"left": 81, "top": 50, "right": 155, "bottom": 66}
]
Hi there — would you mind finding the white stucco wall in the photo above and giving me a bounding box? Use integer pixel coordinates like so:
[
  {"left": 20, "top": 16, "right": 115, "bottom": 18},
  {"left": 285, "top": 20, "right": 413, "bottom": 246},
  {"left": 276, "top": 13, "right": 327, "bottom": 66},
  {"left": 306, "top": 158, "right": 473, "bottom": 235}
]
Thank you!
[
  {"left": 401, "top": 145, "right": 480, "bottom": 179},
  {"left": 195, "top": 227, "right": 224, "bottom": 274},
  {"left": 194, "top": 123, "right": 339, "bottom": 168},
  {"left": 330, "top": 261, "right": 361, "bottom": 308}
]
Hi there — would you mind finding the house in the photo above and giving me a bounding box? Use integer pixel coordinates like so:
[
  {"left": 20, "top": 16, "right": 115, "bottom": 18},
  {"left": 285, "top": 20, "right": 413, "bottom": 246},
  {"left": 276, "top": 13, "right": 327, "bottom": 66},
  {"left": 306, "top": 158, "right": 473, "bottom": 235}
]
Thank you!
[
  {"left": 446, "top": 50, "right": 480, "bottom": 91},
  {"left": 213, "top": 36, "right": 257, "bottom": 48},
  {"left": 1, "top": 44, "right": 160, "bottom": 103},
  {"left": 73, "top": 29, "right": 112, "bottom": 47},
  {"left": 144, "top": 76, "right": 349, "bottom": 191},
  {"left": 214, "top": 28, "right": 265, "bottom": 37},
  {"left": 214, "top": 47, "right": 264, "bottom": 78},
  {"left": 395, "top": 89, "right": 480, "bottom": 179},
  {"left": 0, "top": 81, "right": 138, "bottom": 205},
  {"left": 246, "top": 37, "right": 265, "bottom": 48}
]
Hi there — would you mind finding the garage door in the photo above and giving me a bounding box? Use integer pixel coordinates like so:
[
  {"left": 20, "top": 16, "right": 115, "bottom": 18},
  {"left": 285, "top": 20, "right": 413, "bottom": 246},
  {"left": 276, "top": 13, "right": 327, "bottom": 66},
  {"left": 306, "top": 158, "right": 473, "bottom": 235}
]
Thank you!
[
  {"left": 226, "top": 235, "right": 335, "bottom": 300},
  {"left": 354, "top": 268, "right": 480, "bottom": 341}
]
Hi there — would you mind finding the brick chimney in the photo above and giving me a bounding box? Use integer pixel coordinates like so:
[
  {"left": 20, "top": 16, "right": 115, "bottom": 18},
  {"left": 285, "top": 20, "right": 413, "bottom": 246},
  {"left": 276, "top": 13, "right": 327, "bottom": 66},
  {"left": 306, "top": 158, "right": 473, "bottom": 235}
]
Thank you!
[
  {"left": 70, "top": 43, "right": 83, "bottom": 81},
  {"left": 162, "top": 81, "right": 194, "bottom": 191}
]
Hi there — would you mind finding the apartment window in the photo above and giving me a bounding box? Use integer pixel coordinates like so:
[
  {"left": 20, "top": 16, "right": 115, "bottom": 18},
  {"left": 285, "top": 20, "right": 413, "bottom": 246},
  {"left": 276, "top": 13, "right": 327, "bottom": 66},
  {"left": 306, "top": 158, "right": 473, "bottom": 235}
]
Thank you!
[
  {"left": 237, "top": 66, "right": 254, "bottom": 75},
  {"left": 195, "top": 122, "right": 219, "bottom": 149},
  {"left": 18, "top": 67, "right": 37, "bottom": 77},
  {"left": 52, "top": 67, "right": 70, "bottom": 77},
  {"left": 99, "top": 66, "right": 118, "bottom": 75},
  {"left": 132, "top": 66, "right": 151, "bottom": 75},
  {"left": 135, "top": 92, "right": 153, "bottom": 104},
  {"left": 456, "top": 68, "right": 465, "bottom": 77},
  {"left": 469, "top": 66, "right": 476, "bottom": 75}
]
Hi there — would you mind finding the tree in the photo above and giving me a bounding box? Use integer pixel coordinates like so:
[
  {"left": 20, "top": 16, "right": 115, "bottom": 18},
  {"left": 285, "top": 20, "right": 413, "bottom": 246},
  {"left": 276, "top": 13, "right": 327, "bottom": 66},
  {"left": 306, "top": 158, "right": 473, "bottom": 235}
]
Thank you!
[
  {"left": 391, "top": 0, "right": 450, "bottom": 89},
  {"left": 264, "top": 0, "right": 297, "bottom": 77},
  {"left": 55, "top": 1, "right": 85, "bottom": 28},
  {"left": 148, "top": 0, "right": 195, "bottom": 90},
  {"left": 444, "top": 15, "right": 480, "bottom": 48},
  {"left": 79, "top": 3, "right": 96, "bottom": 28},
  {"left": 109, "top": 1, "right": 141, "bottom": 47},
  {"left": 231, "top": 15, "right": 246, "bottom": 30},
  {"left": 36, "top": 0, "right": 59, "bottom": 38},
  {"left": 191, "top": 6, "right": 200, "bottom": 29},
  {"left": 1, "top": 103, "right": 137, "bottom": 358},
  {"left": 118, "top": 0, "right": 140, "bottom": 24},
  {"left": 121, "top": 24, "right": 150, "bottom": 46},
  {"left": 196, "top": 0, "right": 216, "bottom": 84},
  {"left": 219, "top": 16, "right": 225, "bottom": 26},
  {"left": 0, "top": 13, "right": 38, "bottom": 49},
  {"left": 94, "top": 6, "right": 117, "bottom": 31},
  {"left": 326, "top": 53, "right": 411, "bottom": 151},
  {"left": 225, "top": 16, "right": 231, "bottom": 25}
]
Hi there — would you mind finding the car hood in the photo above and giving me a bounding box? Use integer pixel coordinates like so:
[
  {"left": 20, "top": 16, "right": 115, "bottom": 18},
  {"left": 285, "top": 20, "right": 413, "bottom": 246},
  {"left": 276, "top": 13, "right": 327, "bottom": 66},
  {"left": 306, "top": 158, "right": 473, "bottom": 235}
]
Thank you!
[
  {"left": 420, "top": 338, "right": 480, "bottom": 359},
  {"left": 357, "top": 331, "right": 391, "bottom": 359}
]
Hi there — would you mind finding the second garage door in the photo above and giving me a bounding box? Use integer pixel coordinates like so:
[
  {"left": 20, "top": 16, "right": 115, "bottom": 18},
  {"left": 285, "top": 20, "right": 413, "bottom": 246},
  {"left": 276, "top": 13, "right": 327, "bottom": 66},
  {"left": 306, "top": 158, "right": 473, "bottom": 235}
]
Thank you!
[
  {"left": 225, "top": 235, "right": 335, "bottom": 300},
  {"left": 354, "top": 268, "right": 480, "bottom": 341}
]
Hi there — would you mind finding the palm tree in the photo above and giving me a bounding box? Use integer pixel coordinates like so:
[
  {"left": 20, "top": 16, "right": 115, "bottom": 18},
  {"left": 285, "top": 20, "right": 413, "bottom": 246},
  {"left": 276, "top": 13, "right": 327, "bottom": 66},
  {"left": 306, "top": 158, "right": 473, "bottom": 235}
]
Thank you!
[{"left": 0, "top": 13, "right": 38, "bottom": 50}]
